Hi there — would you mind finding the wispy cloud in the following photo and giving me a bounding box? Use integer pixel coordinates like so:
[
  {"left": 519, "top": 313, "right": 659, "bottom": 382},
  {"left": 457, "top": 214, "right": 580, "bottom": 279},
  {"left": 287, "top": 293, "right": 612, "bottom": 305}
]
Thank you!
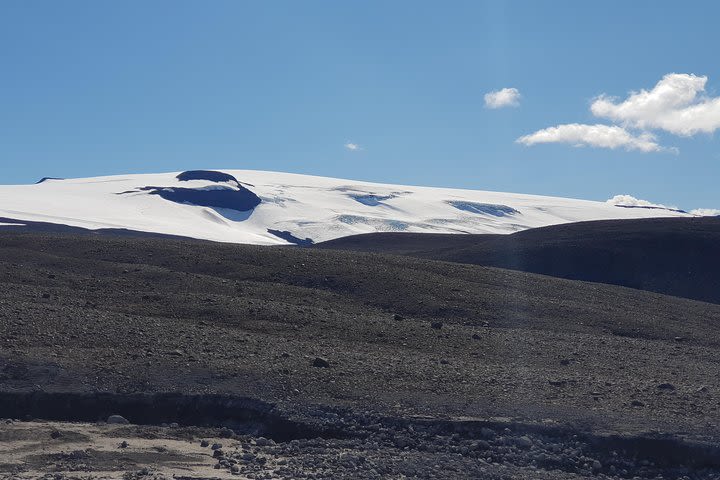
[
  {"left": 516, "top": 124, "right": 666, "bottom": 153},
  {"left": 344, "top": 142, "right": 361, "bottom": 151},
  {"left": 484, "top": 87, "right": 521, "bottom": 109}
]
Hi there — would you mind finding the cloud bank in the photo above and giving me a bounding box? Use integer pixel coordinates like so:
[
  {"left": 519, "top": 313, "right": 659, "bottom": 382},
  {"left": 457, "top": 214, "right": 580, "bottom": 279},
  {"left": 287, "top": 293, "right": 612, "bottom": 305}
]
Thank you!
[
  {"left": 484, "top": 88, "right": 521, "bottom": 109},
  {"left": 606, "top": 194, "right": 671, "bottom": 209},
  {"left": 690, "top": 208, "right": 720, "bottom": 216},
  {"left": 344, "top": 143, "right": 361, "bottom": 151},
  {"left": 517, "top": 124, "right": 664, "bottom": 152},
  {"left": 591, "top": 74, "right": 720, "bottom": 136},
  {"left": 518, "top": 73, "right": 720, "bottom": 152}
]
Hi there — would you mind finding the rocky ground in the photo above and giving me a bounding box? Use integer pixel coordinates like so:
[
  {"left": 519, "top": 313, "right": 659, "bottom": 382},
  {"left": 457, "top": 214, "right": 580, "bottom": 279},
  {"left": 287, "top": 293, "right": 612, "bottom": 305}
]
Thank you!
[{"left": 1, "top": 230, "right": 719, "bottom": 478}]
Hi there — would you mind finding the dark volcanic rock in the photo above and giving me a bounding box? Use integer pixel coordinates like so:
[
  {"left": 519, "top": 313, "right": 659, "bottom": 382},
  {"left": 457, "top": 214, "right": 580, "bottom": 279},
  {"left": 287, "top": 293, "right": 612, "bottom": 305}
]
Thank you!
[{"left": 312, "top": 357, "right": 330, "bottom": 368}]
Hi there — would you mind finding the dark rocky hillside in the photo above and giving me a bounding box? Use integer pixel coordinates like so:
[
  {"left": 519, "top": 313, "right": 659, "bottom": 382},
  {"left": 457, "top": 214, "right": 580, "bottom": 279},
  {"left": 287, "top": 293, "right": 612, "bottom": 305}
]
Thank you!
[
  {"left": 317, "top": 217, "right": 720, "bottom": 304},
  {"left": 1, "top": 231, "right": 719, "bottom": 478}
]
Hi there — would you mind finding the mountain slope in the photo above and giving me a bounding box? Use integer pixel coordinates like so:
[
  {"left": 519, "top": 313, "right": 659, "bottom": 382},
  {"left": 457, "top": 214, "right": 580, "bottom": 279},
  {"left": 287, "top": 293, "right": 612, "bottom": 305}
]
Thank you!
[
  {"left": 317, "top": 217, "right": 720, "bottom": 304},
  {"left": 0, "top": 169, "right": 690, "bottom": 245}
]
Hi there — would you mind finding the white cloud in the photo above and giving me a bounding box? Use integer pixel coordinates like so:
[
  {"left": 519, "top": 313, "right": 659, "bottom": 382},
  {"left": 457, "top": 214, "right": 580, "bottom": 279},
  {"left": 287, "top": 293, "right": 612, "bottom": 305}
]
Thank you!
[
  {"left": 519, "top": 73, "right": 720, "bottom": 153},
  {"left": 606, "top": 194, "right": 671, "bottom": 209},
  {"left": 690, "top": 208, "right": 720, "bottom": 216},
  {"left": 607, "top": 196, "right": 720, "bottom": 215},
  {"left": 484, "top": 87, "right": 521, "bottom": 109},
  {"left": 516, "top": 124, "right": 665, "bottom": 152},
  {"left": 591, "top": 73, "right": 720, "bottom": 136},
  {"left": 344, "top": 143, "right": 361, "bottom": 151}
]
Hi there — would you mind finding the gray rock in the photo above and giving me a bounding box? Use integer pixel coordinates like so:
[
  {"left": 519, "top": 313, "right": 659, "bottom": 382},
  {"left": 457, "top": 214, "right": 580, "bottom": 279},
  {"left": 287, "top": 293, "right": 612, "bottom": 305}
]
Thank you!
[
  {"left": 107, "top": 415, "right": 129, "bottom": 424},
  {"left": 255, "top": 436, "right": 273, "bottom": 447},
  {"left": 515, "top": 436, "right": 533, "bottom": 449},
  {"left": 480, "top": 427, "right": 495, "bottom": 439}
]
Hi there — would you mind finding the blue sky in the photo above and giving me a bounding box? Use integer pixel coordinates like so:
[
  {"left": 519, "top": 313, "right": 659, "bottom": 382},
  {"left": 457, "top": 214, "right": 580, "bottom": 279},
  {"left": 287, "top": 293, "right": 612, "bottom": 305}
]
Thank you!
[{"left": 1, "top": 1, "right": 718, "bottom": 211}]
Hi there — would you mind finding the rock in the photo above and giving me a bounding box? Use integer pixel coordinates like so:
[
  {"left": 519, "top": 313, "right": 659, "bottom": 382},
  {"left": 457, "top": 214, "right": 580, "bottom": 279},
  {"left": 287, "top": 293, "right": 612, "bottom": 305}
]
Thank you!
[
  {"left": 211, "top": 443, "right": 223, "bottom": 450},
  {"left": 168, "top": 349, "right": 184, "bottom": 356},
  {"left": 475, "top": 440, "right": 491, "bottom": 450},
  {"left": 119, "top": 440, "right": 129, "bottom": 448},
  {"left": 431, "top": 322, "right": 443, "bottom": 330},
  {"left": 219, "top": 427, "right": 234, "bottom": 438},
  {"left": 255, "top": 437, "right": 273, "bottom": 447},
  {"left": 230, "top": 464, "right": 240, "bottom": 474},
  {"left": 393, "top": 314, "right": 404, "bottom": 321},
  {"left": 592, "top": 459, "right": 602, "bottom": 471},
  {"left": 631, "top": 400, "right": 645, "bottom": 407},
  {"left": 480, "top": 427, "right": 495, "bottom": 439},
  {"left": 107, "top": 415, "right": 129, "bottom": 424},
  {"left": 394, "top": 436, "right": 413, "bottom": 448},
  {"left": 200, "top": 439, "right": 210, "bottom": 447},
  {"left": 472, "top": 333, "right": 481, "bottom": 340},
  {"left": 312, "top": 357, "right": 330, "bottom": 368},
  {"left": 439, "top": 359, "right": 449, "bottom": 365},
  {"left": 50, "top": 429, "right": 62, "bottom": 439},
  {"left": 560, "top": 358, "right": 571, "bottom": 366},
  {"left": 515, "top": 436, "right": 533, "bottom": 449},
  {"left": 657, "top": 383, "right": 675, "bottom": 390},
  {"left": 213, "top": 448, "right": 225, "bottom": 458}
]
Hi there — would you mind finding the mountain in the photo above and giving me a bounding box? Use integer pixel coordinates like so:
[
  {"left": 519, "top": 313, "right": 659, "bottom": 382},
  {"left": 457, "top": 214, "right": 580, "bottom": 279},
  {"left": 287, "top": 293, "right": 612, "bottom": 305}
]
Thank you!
[
  {"left": 0, "top": 169, "right": 691, "bottom": 245},
  {"left": 317, "top": 217, "right": 720, "bottom": 304}
]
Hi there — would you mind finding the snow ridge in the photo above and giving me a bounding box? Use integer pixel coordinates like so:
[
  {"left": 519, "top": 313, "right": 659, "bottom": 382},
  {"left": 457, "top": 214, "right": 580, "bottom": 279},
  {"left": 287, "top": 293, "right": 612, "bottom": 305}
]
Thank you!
[{"left": 0, "top": 169, "right": 691, "bottom": 245}]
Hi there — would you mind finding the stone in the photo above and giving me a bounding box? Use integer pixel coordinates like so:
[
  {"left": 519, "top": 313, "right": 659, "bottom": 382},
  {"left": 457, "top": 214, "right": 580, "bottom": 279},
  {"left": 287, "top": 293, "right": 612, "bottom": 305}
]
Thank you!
[
  {"left": 516, "top": 436, "right": 533, "bottom": 449},
  {"left": 312, "top": 357, "right": 330, "bottom": 368},
  {"left": 255, "top": 437, "right": 273, "bottom": 447},
  {"left": 107, "top": 415, "right": 129, "bottom": 424}
]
